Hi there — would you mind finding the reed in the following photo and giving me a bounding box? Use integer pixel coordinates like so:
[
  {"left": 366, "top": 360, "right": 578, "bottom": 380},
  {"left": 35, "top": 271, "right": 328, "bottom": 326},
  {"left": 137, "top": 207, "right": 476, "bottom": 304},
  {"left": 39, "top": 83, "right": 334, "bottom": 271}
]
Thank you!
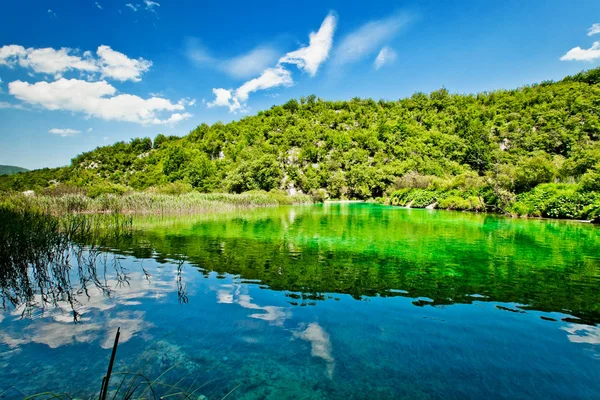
[{"left": 1, "top": 190, "right": 312, "bottom": 216}]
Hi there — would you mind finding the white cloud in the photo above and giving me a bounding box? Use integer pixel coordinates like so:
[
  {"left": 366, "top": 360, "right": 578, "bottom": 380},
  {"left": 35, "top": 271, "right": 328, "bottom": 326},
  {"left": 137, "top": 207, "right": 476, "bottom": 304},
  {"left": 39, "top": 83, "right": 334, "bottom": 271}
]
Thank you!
[
  {"left": 279, "top": 12, "right": 337, "bottom": 76},
  {"left": 125, "top": 3, "right": 138, "bottom": 11},
  {"left": 333, "top": 13, "right": 410, "bottom": 65},
  {"left": 95, "top": 2, "right": 103, "bottom": 10},
  {"left": 49, "top": 128, "right": 81, "bottom": 137},
  {"left": 87, "top": 128, "right": 93, "bottom": 133},
  {"left": 97, "top": 45, "right": 151, "bottom": 82},
  {"left": 588, "top": 23, "right": 600, "bottom": 36},
  {"left": 0, "top": 45, "right": 151, "bottom": 82},
  {"left": 207, "top": 13, "right": 334, "bottom": 112},
  {"left": 0, "top": 45, "right": 28, "bottom": 67},
  {"left": 560, "top": 41, "right": 600, "bottom": 61},
  {"left": 48, "top": 9, "right": 57, "bottom": 18},
  {"left": 235, "top": 65, "right": 293, "bottom": 102},
  {"left": 374, "top": 46, "right": 397, "bottom": 70},
  {"left": 9, "top": 78, "right": 192, "bottom": 125},
  {"left": 19, "top": 47, "right": 98, "bottom": 76},
  {"left": 144, "top": 0, "right": 160, "bottom": 12},
  {"left": 207, "top": 88, "right": 242, "bottom": 112}
]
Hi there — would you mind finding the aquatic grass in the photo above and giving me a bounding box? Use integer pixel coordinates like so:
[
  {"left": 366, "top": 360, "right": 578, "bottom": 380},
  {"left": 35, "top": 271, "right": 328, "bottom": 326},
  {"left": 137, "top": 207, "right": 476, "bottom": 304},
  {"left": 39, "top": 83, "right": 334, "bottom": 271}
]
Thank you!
[{"left": 0, "top": 205, "right": 133, "bottom": 317}]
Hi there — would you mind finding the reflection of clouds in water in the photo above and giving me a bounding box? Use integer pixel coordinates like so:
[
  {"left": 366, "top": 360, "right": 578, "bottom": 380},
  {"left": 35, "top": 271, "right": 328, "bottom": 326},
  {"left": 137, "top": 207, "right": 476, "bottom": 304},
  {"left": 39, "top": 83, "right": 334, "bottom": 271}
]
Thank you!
[
  {"left": 1, "top": 266, "right": 179, "bottom": 352},
  {"left": 216, "top": 284, "right": 289, "bottom": 326},
  {"left": 563, "top": 324, "right": 600, "bottom": 345},
  {"left": 8, "top": 271, "right": 176, "bottom": 322},
  {"left": 28, "top": 311, "right": 150, "bottom": 349},
  {"left": 1, "top": 311, "right": 150, "bottom": 351},
  {"left": 294, "top": 322, "right": 335, "bottom": 378},
  {"left": 215, "top": 282, "right": 335, "bottom": 377}
]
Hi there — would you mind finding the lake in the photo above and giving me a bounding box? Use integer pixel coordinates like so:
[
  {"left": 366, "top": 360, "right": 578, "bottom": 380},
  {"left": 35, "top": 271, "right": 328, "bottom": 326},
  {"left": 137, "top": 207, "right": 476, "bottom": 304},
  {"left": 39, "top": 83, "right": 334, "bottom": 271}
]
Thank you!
[{"left": 1, "top": 203, "right": 600, "bottom": 399}]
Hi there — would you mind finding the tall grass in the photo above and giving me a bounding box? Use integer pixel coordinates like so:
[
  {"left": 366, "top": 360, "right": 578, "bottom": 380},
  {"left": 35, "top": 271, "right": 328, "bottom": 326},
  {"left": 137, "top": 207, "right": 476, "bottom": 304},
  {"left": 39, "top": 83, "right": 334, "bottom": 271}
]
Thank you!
[
  {"left": 0, "top": 204, "right": 133, "bottom": 317},
  {"left": 2, "top": 190, "right": 312, "bottom": 216}
]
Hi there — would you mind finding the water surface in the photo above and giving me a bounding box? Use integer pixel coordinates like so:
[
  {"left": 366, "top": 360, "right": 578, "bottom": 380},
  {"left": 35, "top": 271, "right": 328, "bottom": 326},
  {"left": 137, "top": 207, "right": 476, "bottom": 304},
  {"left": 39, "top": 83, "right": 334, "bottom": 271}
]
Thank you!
[{"left": 1, "top": 203, "right": 600, "bottom": 399}]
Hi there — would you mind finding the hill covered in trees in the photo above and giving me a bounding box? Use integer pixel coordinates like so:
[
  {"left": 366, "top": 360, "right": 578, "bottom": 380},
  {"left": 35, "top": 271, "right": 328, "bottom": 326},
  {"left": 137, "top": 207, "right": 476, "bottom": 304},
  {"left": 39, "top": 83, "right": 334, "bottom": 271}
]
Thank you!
[
  {"left": 2, "top": 68, "right": 600, "bottom": 220},
  {"left": 0, "top": 165, "right": 29, "bottom": 176}
]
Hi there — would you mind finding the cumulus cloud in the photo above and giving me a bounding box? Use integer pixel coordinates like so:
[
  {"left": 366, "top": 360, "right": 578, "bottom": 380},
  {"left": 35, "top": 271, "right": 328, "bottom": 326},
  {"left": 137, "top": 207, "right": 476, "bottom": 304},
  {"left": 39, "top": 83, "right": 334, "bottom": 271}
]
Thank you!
[
  {"left": 207, "top": 88, "right": 242, "bottom": 112},
  {"left": 207, "top": 13, "right": 335, "bottom": 112},
  {"left": 374, "top": 46, "right": 397, "bottom": 70},
  {"left": 560, "top": 41, "right": 600, "bottom": 61},
  {"left": 588, "top": 23, "right": 600, "bottom": 36},
  {"left": 333, "top": 13, "right": 410, "bottom": 65},
  {"left": 19, "top": 47, "right": 98, "bottom": 76},
  {"left": 9, "top": 78, "right": 192, "bottom": 125},
  {"left": 0, "top": 45, "right": 151, "bottom": 82},
  {"left": 279, "top": 12, "right": 337, "bottom": 76},
  {"left": 97, "top": 45, "right": 152, "bottom": 82},
  {"left": 49, "top": 128, "right": 81, "bottom": 137},
  {"left": 0, "top": 45, "right": 28, "bottom": 67}
]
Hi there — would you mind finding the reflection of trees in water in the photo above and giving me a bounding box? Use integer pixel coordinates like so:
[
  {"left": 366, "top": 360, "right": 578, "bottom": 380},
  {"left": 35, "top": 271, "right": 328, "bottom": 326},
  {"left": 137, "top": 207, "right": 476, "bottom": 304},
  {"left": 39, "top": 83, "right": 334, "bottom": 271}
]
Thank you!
[
  {"left": 107, "top": 207, "right": 600, "bottom": 325},
  {"left": 0, "top": 208, "right": 188, "bottom": 321}
]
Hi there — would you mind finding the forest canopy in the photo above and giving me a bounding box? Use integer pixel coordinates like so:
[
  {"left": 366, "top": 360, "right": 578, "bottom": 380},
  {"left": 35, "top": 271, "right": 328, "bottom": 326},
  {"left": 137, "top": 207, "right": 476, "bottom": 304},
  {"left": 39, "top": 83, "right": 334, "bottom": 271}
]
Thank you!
[{"left": 2, "top": 68, "right": 600, "bottom": 220}]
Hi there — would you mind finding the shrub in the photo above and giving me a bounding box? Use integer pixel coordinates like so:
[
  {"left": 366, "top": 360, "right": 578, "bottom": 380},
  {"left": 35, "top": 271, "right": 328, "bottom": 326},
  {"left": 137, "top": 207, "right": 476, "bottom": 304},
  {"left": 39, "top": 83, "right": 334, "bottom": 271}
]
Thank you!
[
  {"left": 150, "top": 181, "right": 194, "bottom": 195},
  {"left": 87, "top": 183, "right": 131, "bottom": 199},
  {"left": 510, "top": 183, "right": 600, "bottom": 219}
]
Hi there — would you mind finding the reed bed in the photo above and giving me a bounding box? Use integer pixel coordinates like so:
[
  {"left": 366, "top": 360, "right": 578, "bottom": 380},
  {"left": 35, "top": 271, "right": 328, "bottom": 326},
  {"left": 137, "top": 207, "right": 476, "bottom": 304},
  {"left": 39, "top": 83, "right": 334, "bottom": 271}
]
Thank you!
[{"left": 1, "top": 191, "right": 312, "bottom": 216}]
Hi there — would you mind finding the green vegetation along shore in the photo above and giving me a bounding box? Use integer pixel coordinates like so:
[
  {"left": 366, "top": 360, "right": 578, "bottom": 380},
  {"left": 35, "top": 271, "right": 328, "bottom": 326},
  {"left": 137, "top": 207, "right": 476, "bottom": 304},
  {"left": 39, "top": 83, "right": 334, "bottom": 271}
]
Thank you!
[{"left": 2, "top": 68, "right": 600, "bottom": 221}]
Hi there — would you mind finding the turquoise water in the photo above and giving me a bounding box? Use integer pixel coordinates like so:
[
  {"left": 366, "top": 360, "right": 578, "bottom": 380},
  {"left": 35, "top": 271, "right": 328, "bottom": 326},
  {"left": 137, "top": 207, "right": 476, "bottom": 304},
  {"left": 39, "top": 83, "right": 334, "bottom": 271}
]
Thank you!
[{"left": 1, "top": 203, "right": 600, "bottom": 399}]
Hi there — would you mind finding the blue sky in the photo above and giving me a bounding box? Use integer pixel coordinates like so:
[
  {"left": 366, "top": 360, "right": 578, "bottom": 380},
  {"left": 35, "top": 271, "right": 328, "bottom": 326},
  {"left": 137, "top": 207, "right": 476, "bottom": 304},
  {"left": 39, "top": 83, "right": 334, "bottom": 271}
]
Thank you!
[{"left": 1, "top": 0, "right": 600, "bottom": 170}]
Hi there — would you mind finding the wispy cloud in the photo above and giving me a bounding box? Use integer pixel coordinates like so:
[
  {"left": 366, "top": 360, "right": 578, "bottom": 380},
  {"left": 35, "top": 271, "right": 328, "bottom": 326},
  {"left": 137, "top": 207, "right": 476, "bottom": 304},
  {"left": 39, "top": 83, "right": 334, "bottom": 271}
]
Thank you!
[
  {"left": 278, "top": 12, "right": 337, "bottom": 76},
  {"left": 588, "top": 23, "right": 600, "bottom": 36},
  {"left": 207, "top": 12, "right": 337, "bottom": 112},
  {"left": 125, "top": 3, "right": 138, "bottom": 12},
  {"left": 560, "top": 41, "right": 600, "bottom": 62},
  {"left": 0, "top": 101, "right": 27, "bottom": 110},
  {"left": 222, "top": 46, "right": 281, "bottom": 79},
  {"left": 49, "top": 128, "right": 81, "bottom": 137},
  {"left": 333, "top": 13, "right": 410, "bottom": 66},
  {"left": 235, "top": 65, "right": 293, "bottom": 102},
  {"left": 48, "top": 9, "right": 57, "bottom": 19},
  {"left": 143, "top": 0, "right": 160, "bottom": 13},
  {"left": 186, "top": 40, "right": 280, "bottom": 79},
  {"left": 374, "top": 46, "right": 397, "bottom": 70},
  {"left": 95, "top": 2, "right": 103, "bottom": 10}
]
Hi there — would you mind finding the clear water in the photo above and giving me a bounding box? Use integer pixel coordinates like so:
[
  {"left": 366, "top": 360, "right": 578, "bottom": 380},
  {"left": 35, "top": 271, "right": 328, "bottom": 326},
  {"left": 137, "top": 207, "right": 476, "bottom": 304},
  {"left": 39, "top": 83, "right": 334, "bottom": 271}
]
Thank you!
[{"left": 2, "top": 203, "right": 600, "bottom": 399}]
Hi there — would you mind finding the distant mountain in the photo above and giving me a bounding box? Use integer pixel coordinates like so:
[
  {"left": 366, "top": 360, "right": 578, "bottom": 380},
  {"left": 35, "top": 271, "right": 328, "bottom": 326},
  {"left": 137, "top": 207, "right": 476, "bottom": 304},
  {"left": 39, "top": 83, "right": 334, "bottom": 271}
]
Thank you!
[{"left": 0, "top": 165, "right": 29, "bottom": 176}]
